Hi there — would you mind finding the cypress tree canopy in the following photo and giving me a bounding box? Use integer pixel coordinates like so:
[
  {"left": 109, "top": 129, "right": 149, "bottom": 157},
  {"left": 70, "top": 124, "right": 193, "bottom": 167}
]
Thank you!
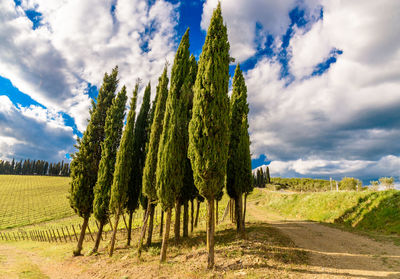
[
  {"left": 180, "top": 55, "right": 198, "bottom": 203},
  {"left": 188, "top": 3, "right": 230, "bottom": 200},
  {"left": 226, "top": 64, "right": 252, "bottom": 199},
  {"left": 156, "top": 29, "right": 191, "bottom": 210},
  {"left": 143, "top": 66, "right": 169, "bottom": 201},
  {"left": 93, "top": 86, "right": 127, "bottom": 222},
  {"left": 109, "top": 84, "right": 138, "bottom": 213},
  {"left": 126, "top": 82, "right": 151, "bottom": 212},
  {"left": 69, "top": 67, "right": 119, "bottom": 218}
]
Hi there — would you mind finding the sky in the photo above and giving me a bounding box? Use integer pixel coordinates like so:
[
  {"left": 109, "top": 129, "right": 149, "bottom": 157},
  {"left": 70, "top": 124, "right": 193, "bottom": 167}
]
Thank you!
[{"left": 0, "top": 0, "right": 400, "bottom": 184}]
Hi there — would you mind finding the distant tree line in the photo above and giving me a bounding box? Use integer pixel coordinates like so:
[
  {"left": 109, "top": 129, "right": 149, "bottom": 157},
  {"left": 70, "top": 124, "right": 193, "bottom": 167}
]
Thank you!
[
  {"left": 252, "top": 166, "right": 271, "bottom": 187},
  {"left": 0, "top": 158, "right": 70, "bottom": 176}
]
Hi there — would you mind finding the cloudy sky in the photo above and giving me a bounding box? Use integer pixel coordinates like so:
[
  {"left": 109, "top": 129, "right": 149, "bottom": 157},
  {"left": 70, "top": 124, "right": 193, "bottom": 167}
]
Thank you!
[{"left": 0, "top": 0, "right": 399, "bottom": 184}]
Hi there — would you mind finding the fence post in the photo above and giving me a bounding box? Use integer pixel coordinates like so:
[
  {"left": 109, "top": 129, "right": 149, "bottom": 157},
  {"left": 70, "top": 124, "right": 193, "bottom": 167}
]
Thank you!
[
  {"left": 65, "top": 226, "right": 73, "bottom": 242},
  {"left": 61, "top": 227, "right": 68, "bottom": 242},
  {"left": 71, "top": 225, "right": 78, "bottom": 242},
  {"left": 45, "top": 230, "right": 51, "bottom": 242},
  {"left": 51, "top": 229, "right": 58, "bottom": 242},
  {"left": 56, "top": 229, "right": 63, "bottom": 242},
  {"left": 86, "top": 224, "right": 94, "bottom": 241}
]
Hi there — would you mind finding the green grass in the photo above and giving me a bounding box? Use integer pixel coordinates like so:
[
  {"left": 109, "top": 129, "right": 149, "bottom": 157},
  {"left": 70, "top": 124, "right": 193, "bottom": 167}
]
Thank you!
[
  {"left": 0, "top": 175, "right": 73, "bottom": 230},
  {"left": 250, "top": 189, "right": 400, "bottom": 235}
]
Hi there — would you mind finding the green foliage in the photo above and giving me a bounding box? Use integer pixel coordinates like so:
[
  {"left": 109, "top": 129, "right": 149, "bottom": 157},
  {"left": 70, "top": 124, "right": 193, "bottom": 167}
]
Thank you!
[
  {"left": 270, "top": 177, "right": 336, "bottom": 192},
  {"left": 339, "top": 177, "right": 362, "bottom": 190},
  {"left": 143, "top": 67, "right": 169, "bottom": 201},
  {"left": 93, "top": 86, "right": 127, "bottom": 222},
  {"left": 126, "top": 83, "right": 152, "bottom": 212},
  {"left": 156, "top": 29, "right": 191, "bottom": 210},
  {"left": 188, "top": 4, "right": 231, "bottom": 200},
  {"left": 180, "top": 55, "right": 198, "bottom": 203},
  {"left": 109, "top": 84, "right": 138, "bottom": 213},
  {"left": 69, "top": 67, "right": 119, "bottom": 218},
  {"left": 226, "top": 64, "right": 252, "bottom": 199},
  {"left": 378, "top": 177, "right": 395, "bottom": 189}
]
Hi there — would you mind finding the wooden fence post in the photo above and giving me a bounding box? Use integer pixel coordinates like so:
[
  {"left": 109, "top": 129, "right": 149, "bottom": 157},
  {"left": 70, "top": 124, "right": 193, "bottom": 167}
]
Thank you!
[
  {"left": 65, "top": 226, "right": 73, "bottom": 242},
  {"left": 86, "top": 224, "right": 94, "bottom": 241},
  {"left": 71, "top": 225, "right": 78, "bottom": 242},
  {"left": 56, "top": 229, "right": 63, "bottom": 242},
  {"left": 61, "top": 227, "right": 68, "bottom": 242},
  {"left": 51, "top": 229, "right": 58, "bottom": 242}
]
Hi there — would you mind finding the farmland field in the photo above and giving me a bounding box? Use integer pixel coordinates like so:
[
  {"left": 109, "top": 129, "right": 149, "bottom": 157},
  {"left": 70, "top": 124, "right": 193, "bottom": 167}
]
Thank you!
[{"left": 0, "top": 175, "right": 73, "bottom": 230}]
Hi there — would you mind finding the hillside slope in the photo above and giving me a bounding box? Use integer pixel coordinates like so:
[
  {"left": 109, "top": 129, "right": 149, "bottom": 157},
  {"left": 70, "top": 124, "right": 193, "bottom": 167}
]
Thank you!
[{"left": 250, "top": 189, "right": 400, "bottom": 235}]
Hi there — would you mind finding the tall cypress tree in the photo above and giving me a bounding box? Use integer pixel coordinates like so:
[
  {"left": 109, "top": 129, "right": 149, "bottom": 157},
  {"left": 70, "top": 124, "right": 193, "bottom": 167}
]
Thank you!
[
  {"left": 156, "top": 29, "right": 191, "bottom": 262},
  {"left": 188, "top": 3, "right": 230, "bottom": 268},
  {"left": 108, "top": 84, "right": 138, "bottom": 257},
  {"left": 92, "top": 86, "right": 127, "bottom": 253},
  {"left": 127, "top": 82, "right": 151, "bottom": 248},
  {"left": 141, "top": 66, "right": 169, "bottom": 252},
  {"left": 179, "top": 55, "right": 198, "bottom": 238},
  {"left": 69, "top": 67, "right": 119, "bottom": 256},
  {"left": 226, "top": 64, "right": 252, "bottom": 237}
]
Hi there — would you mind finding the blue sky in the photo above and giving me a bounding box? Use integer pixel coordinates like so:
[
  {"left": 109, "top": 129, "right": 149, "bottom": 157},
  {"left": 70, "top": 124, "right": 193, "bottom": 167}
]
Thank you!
[{"left": 1, "top": 0, "right": 400, "bottom": 184}]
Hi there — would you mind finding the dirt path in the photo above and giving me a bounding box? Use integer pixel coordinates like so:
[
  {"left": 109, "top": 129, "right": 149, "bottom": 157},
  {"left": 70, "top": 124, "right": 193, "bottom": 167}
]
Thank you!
[{"left": 248, "top": 202, "right": 400, "bottom": 279}]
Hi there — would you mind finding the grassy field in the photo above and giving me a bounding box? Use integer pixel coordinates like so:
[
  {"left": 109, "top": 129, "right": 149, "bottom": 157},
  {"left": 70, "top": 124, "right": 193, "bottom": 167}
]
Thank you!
[
  {"left": 251, "top": 188, "right": 400, "bottom": 235},
  {"left": 0, "top": 175, "right": 225, "bottom": 238},
  {"left": 0, "top": 175, "right": 73, "bottom": 230}
]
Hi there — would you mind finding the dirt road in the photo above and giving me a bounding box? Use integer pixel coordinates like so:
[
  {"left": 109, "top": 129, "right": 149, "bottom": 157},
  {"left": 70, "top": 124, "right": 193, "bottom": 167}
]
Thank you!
[{"left": 248, "top": 202, "right": 400, "bottom": 279}]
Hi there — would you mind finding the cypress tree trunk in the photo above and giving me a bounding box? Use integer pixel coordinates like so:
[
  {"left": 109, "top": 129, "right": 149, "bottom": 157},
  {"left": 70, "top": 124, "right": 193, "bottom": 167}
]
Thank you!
[
  {"left": 174, "top": 200, "right": 181, "bottom": 241},
  {"left": 160, "top": 208, "right": 172, "bottom": 262},
  {"left": 183, "top": 200, "right": 189, "bottom": 237},
  {"left": 159, "top": 210, "right": 164, "bottom": 237},
  {"left": 216, "top": 200, "right": 219, "bottom": 225},
  {"left": 73, "top": 217, "right": 89, "bottom": 256},
  {"left": 234, "top": 195, "right": 244, "bottom": 237},
  {"left": 190, "top": 200, "right": 194, "bottom": 233},
  {"left": 146, "top": 203, "right": 155, "bottom": 246},
  {"left": 127, "top": 210, "right": 134, "bottom": 246},
  {"left": 206, "top": 198, "right": 215, "bottom": 269},
  {"left": 242, "top": 194, "right": 248, "bottom": 230},
  {"left": 92, "top": 219, "right": 105, "bottom": 253},
  {"left": 109, "top": 209, "right": 120, "bottom": 257},
  {"left": 194, "top": 199, "right": 201, "bottom": 228},
  {"left": 138, "top": 202, "right": 151, "bottom": 258}
]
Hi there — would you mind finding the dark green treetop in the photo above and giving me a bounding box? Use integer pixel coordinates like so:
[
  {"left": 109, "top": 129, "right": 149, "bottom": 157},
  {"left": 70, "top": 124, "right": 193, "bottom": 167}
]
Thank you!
[
  {"left": 142, "top": 66, "right": 169, "bottom": 201},
  {"left": 226, "top": 64, "right": 252, "bottom": 199},
  {"left": 93, "top": 86, "right": 127, "bottom": 222},
  {"left": 126, "top": 82, "right": 152, "bottom": 212},
  {"left": 156, "top": 29, "right": 191, "bottom": 210},
  {"left": 188, "top": 3, "right": 231, "bottom": 199},
  {"left": 109, "top": 84, "right": 138, "bottom": 213},
  {"left": 69, "top": 67, "right": 119, "bottom": 218}
]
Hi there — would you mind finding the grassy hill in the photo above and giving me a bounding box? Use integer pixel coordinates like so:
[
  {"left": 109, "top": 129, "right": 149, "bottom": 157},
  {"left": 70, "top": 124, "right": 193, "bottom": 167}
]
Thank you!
[{"left": 251, "top": 189, "right": 400, "bottom": 235}]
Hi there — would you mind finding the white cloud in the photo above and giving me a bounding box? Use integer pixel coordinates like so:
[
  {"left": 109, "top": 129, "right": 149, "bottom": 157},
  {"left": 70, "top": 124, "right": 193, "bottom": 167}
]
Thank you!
[
  {"left": 0, "top": 0, "right": 179, "bottom": 132},
  {"left": 0, "top": 95, "right": 75, "bottom": 161},
  {"left": 201, "top": 0, "right": 300, "bottom": 62},
  {"left": 231, "top": 0, "right": 400, "bottom": 181}
]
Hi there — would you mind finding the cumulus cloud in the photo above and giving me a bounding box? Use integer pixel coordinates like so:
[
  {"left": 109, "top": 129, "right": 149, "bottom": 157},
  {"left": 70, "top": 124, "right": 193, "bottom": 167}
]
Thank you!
[
  {"left": 201, "top": 0, "right": 400, "bottom": 181},
  {"left": 0, "top": 0, "right": 179, "bottom": 132},
  {"left": 0, "top": 95, "right": 75, "bottom": 162}
]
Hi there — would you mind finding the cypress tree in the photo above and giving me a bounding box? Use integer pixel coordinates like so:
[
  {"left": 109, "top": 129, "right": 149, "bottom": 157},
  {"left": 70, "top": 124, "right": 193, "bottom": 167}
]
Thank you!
[
  {"left": 141, "top": 66, "right": 169, "bottom": 252},
  {"left": 179, "top": 55, "right": 198, "bottom": 237},
  {"left": 126, "top": 82, "right": 151, "bottom": 248},
  {"left": 108, "top": 84, "right": 138, "bottom": 257},
  {"left": 188, "top": 3, "right": 230, "bottom": 268},
  {"left": 69, "top": 67, "right": 118, "bottom": 256},
  {"left": 156, "top": 29, "right": 191, "bottom": 262},
  {"left": 91, "top": 86, "right": 127, "bottom": 253},
  {"left": 226, "top": 64, "right": 251, "bottom": 237},
  {"left": 266, "top": 166, "right": 271, "bottom": 184}
]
